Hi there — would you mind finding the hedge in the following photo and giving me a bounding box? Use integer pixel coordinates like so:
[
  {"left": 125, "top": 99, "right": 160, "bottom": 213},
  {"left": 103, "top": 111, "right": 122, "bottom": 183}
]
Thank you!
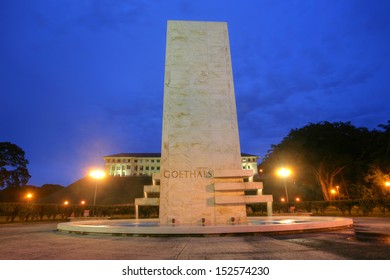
[
  {"left": 249, "top": 199, "right": 390, "bottom": 216},
  {"left": 0, "top": 203, "right": 135, "bottom": 223},
  {"left": 2, "top": 199, "right": 390, "bottom": 223}
]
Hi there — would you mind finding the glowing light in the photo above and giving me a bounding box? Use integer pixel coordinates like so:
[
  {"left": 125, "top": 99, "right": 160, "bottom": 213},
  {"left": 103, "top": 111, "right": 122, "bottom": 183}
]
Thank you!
[
  {"left": 277, "top": 167, "right": 292, "bottom": 204},
  {"left": 280, "top": 198, "right": 286, "bottom": 202},
  {"left": 385, "top": 181, "right": 390, "bottom": 187},
  {"left": 64, "top": 201, "right": 69, "bottom": 205},
  {"left": 295, "top": 197, "right": 300, "bottom": 202},
  {"left": 81, "top": 200, "right": 86, "bottom": 205},
  {"left": 276, "top": 168, "right": 292, "bottom": 178},
  {"left": 89, "top": 169, "right": 105, "bottom": 179},
  {"left": 26, "top": 193, "right": 33, "bottom": 199},
  {"left": 330, "top": 189, "right": 337, "bottom": 194},
  {"left": 89, "top": 169, "right": 105, "bottom": 217}
]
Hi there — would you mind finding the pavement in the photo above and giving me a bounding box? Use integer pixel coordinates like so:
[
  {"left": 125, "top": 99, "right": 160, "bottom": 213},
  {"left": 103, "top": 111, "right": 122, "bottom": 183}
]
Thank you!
[{"left": 0, "top": 217, "right": 390, "bottom": 260}]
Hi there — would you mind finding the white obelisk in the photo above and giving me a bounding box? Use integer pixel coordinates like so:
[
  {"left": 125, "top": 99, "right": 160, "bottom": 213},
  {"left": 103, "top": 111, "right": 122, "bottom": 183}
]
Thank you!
[{"left": 159, "top": 21, "right": 269, "bottom": 225}]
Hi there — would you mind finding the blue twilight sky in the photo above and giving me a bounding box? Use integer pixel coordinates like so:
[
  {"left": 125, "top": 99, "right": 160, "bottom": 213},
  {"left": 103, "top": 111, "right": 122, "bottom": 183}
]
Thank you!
[{"left": 1, "top": 0, "right": 390, "bottom": 186}]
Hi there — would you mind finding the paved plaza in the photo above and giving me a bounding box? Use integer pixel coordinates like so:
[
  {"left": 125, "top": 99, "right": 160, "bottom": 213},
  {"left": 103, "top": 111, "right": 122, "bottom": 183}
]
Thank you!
[{"left": 0, "top": 217, "right": 389, "bottom": 260}]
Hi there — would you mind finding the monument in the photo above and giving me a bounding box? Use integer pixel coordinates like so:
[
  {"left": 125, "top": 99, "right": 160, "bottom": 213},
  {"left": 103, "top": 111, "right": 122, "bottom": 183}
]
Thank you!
[
  {"left": 57, "top": 21, "right": 353, "bottom": 235},
  {"left": 155, "top": 20, "right": 273, "bottom": 225}
]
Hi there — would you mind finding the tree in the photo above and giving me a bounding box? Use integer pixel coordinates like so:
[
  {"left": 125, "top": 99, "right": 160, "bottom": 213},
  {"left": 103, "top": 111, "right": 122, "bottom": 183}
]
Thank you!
[
  {"left": 374, "top": 120, "right": 390, "bottom": 166},
  {"left": 260, "top": 122, "right": 373, "bottom": 200},
  {"left": 364, "top": 166, "right": 390, "bottom": 197},
  {"left": 0, "top": 142, "right": 31, "bottom": 189}
]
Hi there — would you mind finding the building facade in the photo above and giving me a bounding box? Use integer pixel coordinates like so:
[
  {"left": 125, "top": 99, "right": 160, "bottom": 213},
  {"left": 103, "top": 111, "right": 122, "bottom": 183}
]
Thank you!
[{"left": 103, "top": 153, "right": 259, "bottom": 177}]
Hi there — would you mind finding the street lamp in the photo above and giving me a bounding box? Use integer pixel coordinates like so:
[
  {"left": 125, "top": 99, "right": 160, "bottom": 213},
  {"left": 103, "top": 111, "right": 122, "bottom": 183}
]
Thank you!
[
  {"left": 385, "top": 181, "right": 390, "bottom": 195},
  {"left": 276, "top": 168, "right": 292, "bottom": 203},
  {"left": 89, "top": 169, "right": 105, "bottom": 217},
  {"left": 26, "top": 193, "right": 33, "bottom": 203},
  {"left": 330, "top": 189, "right": 337, "bottom": 200}
]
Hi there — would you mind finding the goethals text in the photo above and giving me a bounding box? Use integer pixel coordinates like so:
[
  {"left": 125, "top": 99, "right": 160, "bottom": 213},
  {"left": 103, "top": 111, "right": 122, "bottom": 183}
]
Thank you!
[{"left": 163, "top": 170, "right": 213, "bottom": 179}]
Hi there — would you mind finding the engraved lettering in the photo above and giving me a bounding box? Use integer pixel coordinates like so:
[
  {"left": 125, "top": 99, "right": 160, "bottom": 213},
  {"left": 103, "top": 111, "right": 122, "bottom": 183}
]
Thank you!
[{"left": 162, "top": 169, "right": 214, "bottom": 179}]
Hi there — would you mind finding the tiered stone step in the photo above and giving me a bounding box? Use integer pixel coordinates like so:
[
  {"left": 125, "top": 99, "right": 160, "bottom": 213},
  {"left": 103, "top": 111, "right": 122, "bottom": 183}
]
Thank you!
[
  {"left": 135, "top": 173, "right": 161, "bottom": 213},
  {"left": 135, "top": 197, "right": 160, "bottom": 206},
  {"left": 213, "top": 169, "right": 273, "bottom": 215},
  {"left": 215, "top": 195, "right": 273, "bottom": 205},
  {"left": 214, "top": 182, "right": 263, "bottom": 191}
]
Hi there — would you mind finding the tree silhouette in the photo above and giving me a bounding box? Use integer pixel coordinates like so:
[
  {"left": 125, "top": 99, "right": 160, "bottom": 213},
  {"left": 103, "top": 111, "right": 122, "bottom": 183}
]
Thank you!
[
  {"left": 260, "top": 121, "right": 376, "bottom": 200},
  {"left": 0, "top": 142, "right": 31, "bottom": 189}
]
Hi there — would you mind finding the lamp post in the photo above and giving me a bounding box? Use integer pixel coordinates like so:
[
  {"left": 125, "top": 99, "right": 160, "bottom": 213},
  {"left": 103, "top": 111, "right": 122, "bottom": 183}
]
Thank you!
[
  {"left": 277, "top": 168, "right": 292, "bottom": 213},
  {"left": 336, "top": 185, "right": 340, "bottom": 200},
  {"left": 89, "top": 169, "right": 105, "bottom": 217},
  {"left": 277, "top": 168, "right": 292, "bottom": 203}
]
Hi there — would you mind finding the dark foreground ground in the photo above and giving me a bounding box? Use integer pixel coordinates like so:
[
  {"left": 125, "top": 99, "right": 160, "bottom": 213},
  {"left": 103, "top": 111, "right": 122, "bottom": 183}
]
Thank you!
[{"left": 0, "top": 217, "right": 389, "bottom": 260}]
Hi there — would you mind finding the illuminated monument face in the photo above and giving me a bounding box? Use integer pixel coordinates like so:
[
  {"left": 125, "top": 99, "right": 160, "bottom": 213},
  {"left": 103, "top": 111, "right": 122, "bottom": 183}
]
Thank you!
[{"left": 159, "top": 20, "right": 272, "bottom": 225}]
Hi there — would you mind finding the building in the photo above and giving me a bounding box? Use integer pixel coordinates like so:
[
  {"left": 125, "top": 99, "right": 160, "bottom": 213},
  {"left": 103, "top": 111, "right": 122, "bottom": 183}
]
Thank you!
[{"left": 103, "top": 153, "right": 259, "bottom": 177}]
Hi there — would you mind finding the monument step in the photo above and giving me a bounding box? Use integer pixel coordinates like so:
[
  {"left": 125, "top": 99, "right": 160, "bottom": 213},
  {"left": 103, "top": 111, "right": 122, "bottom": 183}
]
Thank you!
[
  {"left": 143, "top": 185, "right": 160, "bottom": 193},
  {"left": 214, "top": 182, "right": 263, "bottom": 191},
  {"left": 135, "top": 198, "right": 160, "bottom": 206},
  {"left": 215, "top": 195, "right": 273, "bottom": 205}
]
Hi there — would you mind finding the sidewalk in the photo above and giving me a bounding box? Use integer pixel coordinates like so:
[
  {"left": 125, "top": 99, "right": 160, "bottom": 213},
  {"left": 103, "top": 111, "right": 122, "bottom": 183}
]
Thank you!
[{"left": 0, "top": 217, "right": 389, "bottom": 260}]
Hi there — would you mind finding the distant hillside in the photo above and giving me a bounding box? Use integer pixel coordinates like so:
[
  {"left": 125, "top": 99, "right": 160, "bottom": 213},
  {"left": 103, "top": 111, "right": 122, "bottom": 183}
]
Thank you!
[
  {"left": 37, "top": 176, "right": 150, "bottom": 205},
  {"left": 0, "top": 184, "right": 64, "bottom": 202}
]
